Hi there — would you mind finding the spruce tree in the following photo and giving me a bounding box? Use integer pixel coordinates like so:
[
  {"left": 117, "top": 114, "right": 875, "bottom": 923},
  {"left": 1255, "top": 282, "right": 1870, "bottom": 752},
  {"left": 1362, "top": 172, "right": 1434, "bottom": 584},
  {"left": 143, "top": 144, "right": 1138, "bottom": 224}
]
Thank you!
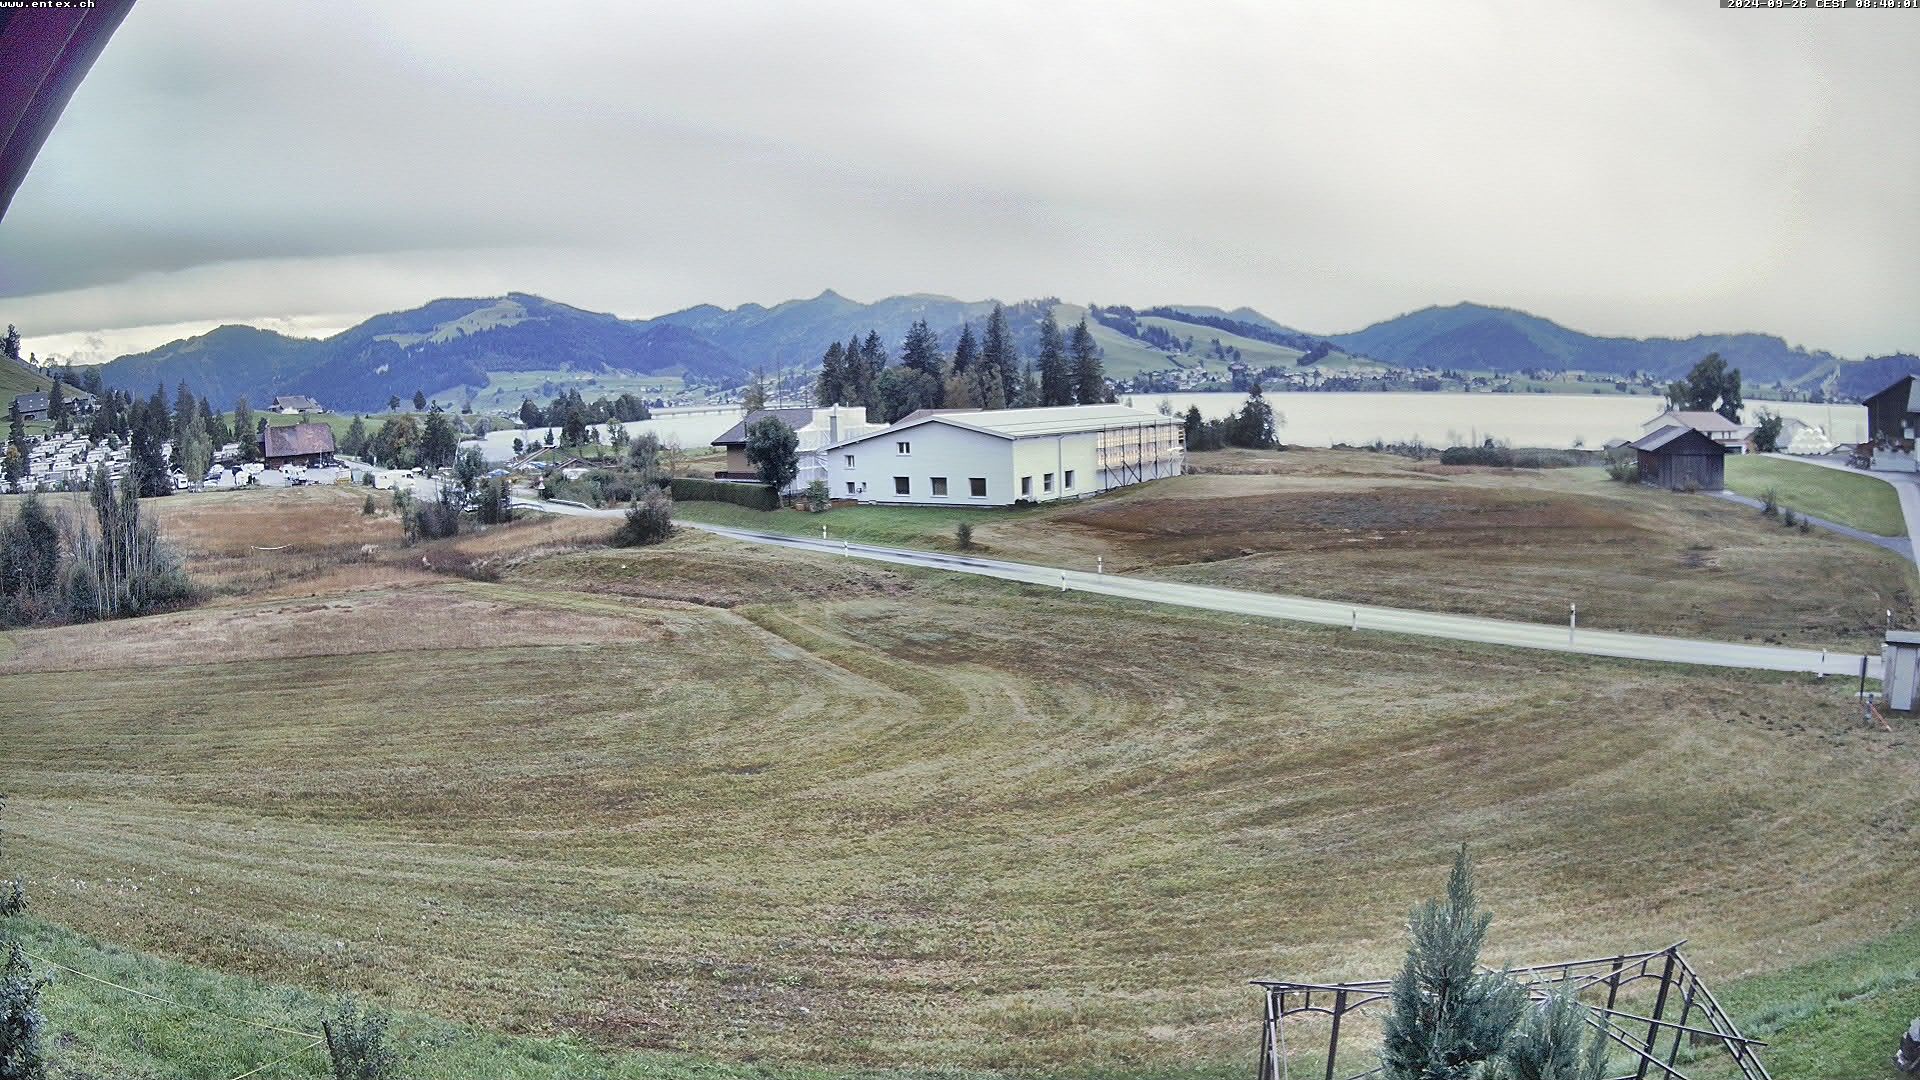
[
  {"left": 815, "top": 341, "right": 847, "bottom": 406},
  {"left": 1381, "top": 847, "right": 1525, "bottom": 1080},
  {"left": 44, "top": 384, "right": 63, "bottom": 433},
  {"left": 951, "top": 324, "right": 979, "bottom": 374},
  {"left": 233, "top": 397, "right": 258, "bottom": 462},
  {"left": 1037, "top": 312, "right": 1071, "bottom": 406},
  {"left": 1070, "top": 318, "right": 1105, "bottom": 403},
  {"left": 981, "top": 304, "right": 1018, "bottom": 409},
  {"left": 858, "top": 331, "right": 889, "bottom": 412},
  {"left": 900, "top": 319, "right": 943, "bottom": 379}
]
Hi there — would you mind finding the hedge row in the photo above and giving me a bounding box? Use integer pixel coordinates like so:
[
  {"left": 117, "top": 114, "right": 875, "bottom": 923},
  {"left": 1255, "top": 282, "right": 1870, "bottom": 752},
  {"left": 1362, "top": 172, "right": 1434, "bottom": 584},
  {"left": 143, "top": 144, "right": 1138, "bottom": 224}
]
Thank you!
[{"left": 670, "top": 476, "right": 779, "bottom": 510}]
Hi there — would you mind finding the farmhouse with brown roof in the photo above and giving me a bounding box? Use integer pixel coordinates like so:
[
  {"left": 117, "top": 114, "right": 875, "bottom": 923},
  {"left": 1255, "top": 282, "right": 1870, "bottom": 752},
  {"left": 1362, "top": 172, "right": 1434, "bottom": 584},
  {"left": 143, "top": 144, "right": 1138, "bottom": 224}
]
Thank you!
[{"left": 260, "top": 420, "right": 337, "bottom": 468}]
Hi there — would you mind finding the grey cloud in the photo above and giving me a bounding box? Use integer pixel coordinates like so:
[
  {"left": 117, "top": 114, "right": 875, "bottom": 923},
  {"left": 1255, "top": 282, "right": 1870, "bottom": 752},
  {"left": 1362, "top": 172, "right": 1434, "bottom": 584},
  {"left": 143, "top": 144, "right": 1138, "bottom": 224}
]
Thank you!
[{"left": 0, "top": 0, "right": 1913, "bottom": 357}]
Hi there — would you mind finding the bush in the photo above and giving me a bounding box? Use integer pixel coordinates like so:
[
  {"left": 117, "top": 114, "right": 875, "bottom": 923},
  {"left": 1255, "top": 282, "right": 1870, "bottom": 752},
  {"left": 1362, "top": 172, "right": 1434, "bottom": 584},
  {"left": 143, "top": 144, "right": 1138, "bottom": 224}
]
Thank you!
[
  {"left": 955, "top": 521, "right": 973, "bottom": 550},
  {"left": 1605, "top": 459, "right": 1639, "bottom": 483},
  {"left": 362, "top": 494, "right": 377, "bottom": 515},
  {"left": 669, "top": 477, "right": 779, "bottom": 511},
  {"left": 1, "top": 938, "right": 49, "bottom": 1080},
  {"left": 1761, "top": 488, "right": 1779, "bottom": 516},
  {"left": 403, "top": 486, "right": 465, "bottom": 543},
  {"left": 1781, "top": 508, "right": 1798, "bottom": 528},
  {"left": 323, "top": 996, "right": 401, "bottom": 1080},
  {"left": 612, "top": 488, "right": 674, "bottom": 547},
  {"left": 805, "top": 479, "right": 830, "bottom": 513}
]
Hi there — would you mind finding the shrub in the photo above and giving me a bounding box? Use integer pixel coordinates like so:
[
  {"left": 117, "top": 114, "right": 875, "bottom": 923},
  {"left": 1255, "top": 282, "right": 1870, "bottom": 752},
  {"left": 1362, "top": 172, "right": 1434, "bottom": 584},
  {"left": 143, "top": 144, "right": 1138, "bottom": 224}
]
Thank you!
[
  {"left": 612, "top": 488, "right": 674, "bottom": 547},
  {"left": 323, "top": 996, "right": 401, "bottom": 1080},
  {"left": 476, "top": 476, "right": 513, "bottom": 525},
  {"left": 1781, "top": 508, "right": 1798, "bottom": 528},
  {"left": 805, "top": 479, "right": 830, "bottom": 513},
  {"left": 1761, "top": 488, "right": 1779, "bottom": 516},
  {"left": 1381, "top": 848, "right": 1525, "bottom": 1080},
  {"left": 669, "top": 477, "right": 778, "bottom": 511},
  {"left": 1605, "top": 459, "right": 1639, "bottom": 484},
  {"left": 0, "top": 938, "right": 48, "bottom": 1080},
  {"left": 403, "top": 486, "right": 465, "bottom": 543},
  {"left": 362, "top": 494, "right": 377, "bottom": 515},
  {"left": 1501, "top": 991, "right": 1608, "bottom": 1080},
  {"left": 1799, "top": 518, "right": 1812, "bottom": 534},
  {"left": 955, "top": 521, "right": 974, "bottom": 550}
]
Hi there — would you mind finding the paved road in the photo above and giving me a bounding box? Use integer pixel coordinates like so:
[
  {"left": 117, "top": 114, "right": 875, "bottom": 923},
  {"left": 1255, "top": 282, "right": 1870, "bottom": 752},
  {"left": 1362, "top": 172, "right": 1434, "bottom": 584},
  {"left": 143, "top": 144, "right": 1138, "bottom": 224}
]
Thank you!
[{"left": 513, "top": 498, "right": 1879, "bottom": 679}]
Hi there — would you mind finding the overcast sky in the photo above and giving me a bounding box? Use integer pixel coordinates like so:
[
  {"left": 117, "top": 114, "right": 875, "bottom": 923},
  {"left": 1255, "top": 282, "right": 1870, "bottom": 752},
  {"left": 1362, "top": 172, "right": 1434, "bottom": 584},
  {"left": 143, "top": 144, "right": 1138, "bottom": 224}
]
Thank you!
[{"left": 1, "top": 0, "right": 1915, "bottom": 364}]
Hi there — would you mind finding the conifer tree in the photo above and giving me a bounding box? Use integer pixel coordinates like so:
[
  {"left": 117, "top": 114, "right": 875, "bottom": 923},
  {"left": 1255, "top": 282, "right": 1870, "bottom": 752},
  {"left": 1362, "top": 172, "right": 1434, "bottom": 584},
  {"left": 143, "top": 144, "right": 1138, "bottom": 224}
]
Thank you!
[
  {"left": 1501, "top": 992, "right": 1609, "bottom": 1080},
  {"left": 951, "top": 324, "right": 979, "bottom": 374},
  {"left": 815, "top": 341, "right": 847, "bottom": 406},
  {"left": 981, "top": 304, "right": 1018, "bottom": 409},
  {"left": 233, "top": 397, "right": 259, "bottom": 462},
  {"left": 1381, "top": 847, "right": 1525, "bottom": 1080},
  {"left": 1037, "top": 312, "right": 1071, "bottom": 406},
  {"left": 900, "top": 319, "right": 944, "bottom": 379},
  {"left": 1070, "top": 318, "right": 1105, "bottom": 403}
]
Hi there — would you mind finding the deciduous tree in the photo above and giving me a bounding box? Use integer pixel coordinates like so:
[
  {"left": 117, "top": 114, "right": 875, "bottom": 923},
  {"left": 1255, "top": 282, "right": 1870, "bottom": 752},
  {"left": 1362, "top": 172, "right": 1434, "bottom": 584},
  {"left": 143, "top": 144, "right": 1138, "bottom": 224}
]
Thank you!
[{"left": 744, "top": 415, "right": 799, "bottom": 492}]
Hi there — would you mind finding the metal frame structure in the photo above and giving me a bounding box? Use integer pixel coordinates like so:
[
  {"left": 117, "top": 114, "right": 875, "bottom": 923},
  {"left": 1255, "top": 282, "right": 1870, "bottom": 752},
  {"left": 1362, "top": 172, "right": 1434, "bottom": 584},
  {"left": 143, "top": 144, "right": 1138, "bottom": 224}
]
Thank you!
[{"left": 1254, "top": 943, "right": 1769, "bottom": 1080}]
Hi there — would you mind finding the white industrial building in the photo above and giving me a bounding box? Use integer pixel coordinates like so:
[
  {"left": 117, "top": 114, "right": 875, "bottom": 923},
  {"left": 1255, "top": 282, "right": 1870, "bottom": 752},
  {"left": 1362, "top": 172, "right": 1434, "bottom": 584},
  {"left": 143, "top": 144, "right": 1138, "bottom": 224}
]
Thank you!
[{"left": 822, "top": 404, "right": 1184, "bottom": 506}]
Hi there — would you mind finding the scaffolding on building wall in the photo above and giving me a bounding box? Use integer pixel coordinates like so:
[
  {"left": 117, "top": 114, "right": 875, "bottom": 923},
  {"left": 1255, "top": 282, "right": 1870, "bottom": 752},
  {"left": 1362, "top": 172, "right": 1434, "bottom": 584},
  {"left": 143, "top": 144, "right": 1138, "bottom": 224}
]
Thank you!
[
  {"left": 1254, "top": 943, "right": 1769, "bottom": 1080},
  {"left": 1096, "top": 419, "right": 1185, "bottom": 488}
]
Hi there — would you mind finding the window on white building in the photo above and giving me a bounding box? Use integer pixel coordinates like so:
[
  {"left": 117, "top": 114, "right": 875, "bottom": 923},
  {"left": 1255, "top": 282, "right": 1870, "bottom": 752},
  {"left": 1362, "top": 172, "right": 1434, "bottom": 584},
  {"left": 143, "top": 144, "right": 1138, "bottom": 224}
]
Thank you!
[
  {"left": 846, "top": 481, "right": 856, "bottom": 494},
  {"left": 930, "top": 476, "right": 948, "bottom": 497},
  {"left": 1064, "top": 469, "right": 1075, "bottom": 489},
  {"left": 896, "top": 441, "right": 911, "bottom": 455},
  {"left": 845, "top": 454, "right": 855, "bottom": 467},
  {"left": 1020, "top": 476, "right": 1032, "bottom": 497},
  {"left": 894, "top": 476, "right": 910, "bottom": 495},
  {"left": 970, "top": 477, "right": 987, "bottom": 497},
  {"left": 1043, "top": 472, "right": 1054, "bottom": 492}
]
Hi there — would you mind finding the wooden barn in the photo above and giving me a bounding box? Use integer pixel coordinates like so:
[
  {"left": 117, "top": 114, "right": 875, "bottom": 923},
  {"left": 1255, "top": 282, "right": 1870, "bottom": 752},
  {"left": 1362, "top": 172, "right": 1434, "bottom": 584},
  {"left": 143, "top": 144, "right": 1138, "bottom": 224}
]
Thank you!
[{"left": 1630, "top": 425, "right": 1727, "bottom": 491}]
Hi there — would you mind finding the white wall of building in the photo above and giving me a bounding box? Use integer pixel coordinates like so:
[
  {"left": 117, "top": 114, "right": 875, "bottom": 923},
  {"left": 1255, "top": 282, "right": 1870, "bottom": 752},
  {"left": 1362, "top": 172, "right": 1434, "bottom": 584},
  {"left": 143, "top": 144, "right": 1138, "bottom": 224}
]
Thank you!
[{"left": 823, "top": 413, "right": 1184, "bottom": 506}]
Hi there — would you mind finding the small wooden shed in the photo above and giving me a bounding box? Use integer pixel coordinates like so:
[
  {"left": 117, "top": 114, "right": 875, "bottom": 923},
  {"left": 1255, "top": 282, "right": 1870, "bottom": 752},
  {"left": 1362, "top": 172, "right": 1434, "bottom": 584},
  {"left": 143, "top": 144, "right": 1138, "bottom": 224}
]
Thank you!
[{"left": 1631, "top": 425, "right": 1727, "bottom": 491}]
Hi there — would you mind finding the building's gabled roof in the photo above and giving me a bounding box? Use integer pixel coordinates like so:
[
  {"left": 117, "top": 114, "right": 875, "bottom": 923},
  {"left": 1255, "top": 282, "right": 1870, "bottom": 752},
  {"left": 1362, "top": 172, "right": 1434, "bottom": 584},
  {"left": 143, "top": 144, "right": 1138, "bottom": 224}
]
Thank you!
[
  {"left": 711, "top": 408, "right": 821, "bottom": 446},
  {"left": 1630, "top": 424, "right": 1727, "bottom": 454},
  {"left": 271, "top": 394, "right": 323, "bottom": 411},
  {"left": 1864, "top": 374, "right": 1920, "bottom": 414},
  {"left": 262, "top": 422, "right": 336, "bottom": 459},
  {"left": 832, "top": 404, "right": 1174, "bottom": 449},
  {"left": 1645, "top": 407, "right": 1744, "bottom": 434}
]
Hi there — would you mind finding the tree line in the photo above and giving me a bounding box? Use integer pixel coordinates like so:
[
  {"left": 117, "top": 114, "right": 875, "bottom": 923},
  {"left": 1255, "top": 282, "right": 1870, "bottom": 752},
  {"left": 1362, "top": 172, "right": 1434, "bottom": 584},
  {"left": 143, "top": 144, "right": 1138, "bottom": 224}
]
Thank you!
[
  {"left": 813, "top": 304, "right": 1109, "bottom": 422},
  {"left": 1179, "top": 382, "right": 1281, "bottom": 451},
  {"left": 0, "top": 470, "right": 192, "bottom": 627}
]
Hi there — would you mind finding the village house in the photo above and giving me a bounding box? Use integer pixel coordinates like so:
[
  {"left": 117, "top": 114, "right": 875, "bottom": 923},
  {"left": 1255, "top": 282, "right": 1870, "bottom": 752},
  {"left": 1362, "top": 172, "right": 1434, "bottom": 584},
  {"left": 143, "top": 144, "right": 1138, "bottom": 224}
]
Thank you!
[
  {"left": 709, "top": 406, "right": 887, "bottom": 494},
  {"left": 10, "top": 387, "right": 97, "bottom": 422},
  {"left": 823, "top": 404, "right": 1184, "bottom": 507},
  {"left": 1862, "top": 374, "right": 1920, "bottom": 472},
  {"left": 1631, "top": 425, "right": 1728, "bottom": 491},
  {"left": 1639, "top": 407, "right": 1750, "bottom": 454},
  {"left": 270, "top": 394, "right": 324, "bottom": 414},
  {"left": 260, "top": 420, "right": 337, "bottom": 468}
]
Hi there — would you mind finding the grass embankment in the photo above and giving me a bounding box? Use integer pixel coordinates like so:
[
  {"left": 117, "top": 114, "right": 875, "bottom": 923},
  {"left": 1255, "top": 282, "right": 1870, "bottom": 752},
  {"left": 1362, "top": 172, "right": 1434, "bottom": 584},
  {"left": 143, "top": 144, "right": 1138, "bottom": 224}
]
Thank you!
[
  {"left": 673, "top": 499, "right": 1035, "bottom": 547},
  {"left": 1725, "top": 456, "right": 1907, "bottom": 537},
  {"left": 4, "top": 494, "right": 1918, "bottom": 1077},
  {"left": 7, "top": 916, "right": 942, "bottom": 1080}
]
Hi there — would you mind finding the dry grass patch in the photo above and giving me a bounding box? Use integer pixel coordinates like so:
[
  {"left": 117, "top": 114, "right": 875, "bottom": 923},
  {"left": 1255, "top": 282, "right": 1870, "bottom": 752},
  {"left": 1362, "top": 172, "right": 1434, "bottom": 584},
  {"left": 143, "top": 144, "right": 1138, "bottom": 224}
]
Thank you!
[{"left": 4, "top": 542, "right": 1915, "bottom": 1075}]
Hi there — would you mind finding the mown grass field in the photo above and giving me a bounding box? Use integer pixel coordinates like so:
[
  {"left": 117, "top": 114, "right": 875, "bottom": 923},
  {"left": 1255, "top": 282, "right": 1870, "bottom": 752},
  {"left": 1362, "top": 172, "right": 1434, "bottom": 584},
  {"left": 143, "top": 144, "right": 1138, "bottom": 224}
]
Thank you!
[
  {"left": 681, "top": 449, "right": 1916, "bottom": 649},
  {"left": 2, "top": 479, "right": 1918, "bottom": 1079},
  {"left": 1725, "top": 455, "right": 1908, "bottom": 537}
]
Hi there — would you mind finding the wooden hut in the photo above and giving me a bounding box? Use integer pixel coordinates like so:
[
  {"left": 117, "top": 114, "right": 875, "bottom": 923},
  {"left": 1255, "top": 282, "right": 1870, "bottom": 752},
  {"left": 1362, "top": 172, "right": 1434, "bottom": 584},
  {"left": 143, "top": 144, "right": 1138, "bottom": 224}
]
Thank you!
[{"left": 1630, "top": 425, "right": 1726, "bottom": 491}]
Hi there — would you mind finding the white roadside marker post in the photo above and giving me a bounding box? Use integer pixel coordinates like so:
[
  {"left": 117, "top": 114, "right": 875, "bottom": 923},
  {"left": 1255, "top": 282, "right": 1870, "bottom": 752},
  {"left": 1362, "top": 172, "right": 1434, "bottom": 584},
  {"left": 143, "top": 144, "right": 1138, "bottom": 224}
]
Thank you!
[
  {"left": 821, "top": 525, "right": 827, "bottom": 541},
  {"left": 843, "top": 539, "right": 849, "bottom": 557},
  {"left": 1097, "top": 555, "right": 1103, "bottom": 576},
  {"left": 1569, "top": 602, "right": 1577, "bottom": 645},
  {"left": 1351, "top": 608, "right": 1358, "bottom": 631},
  {"left": 1060, "top": 570, "right": 1068, "bottom": 592}
]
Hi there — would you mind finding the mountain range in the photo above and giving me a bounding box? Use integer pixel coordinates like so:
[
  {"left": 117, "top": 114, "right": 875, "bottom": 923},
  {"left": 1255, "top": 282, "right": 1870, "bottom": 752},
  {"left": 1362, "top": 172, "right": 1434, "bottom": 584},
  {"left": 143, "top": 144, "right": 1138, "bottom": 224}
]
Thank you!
[{"left": 78, "top": 291, "right": 1916, "bottom": 412}]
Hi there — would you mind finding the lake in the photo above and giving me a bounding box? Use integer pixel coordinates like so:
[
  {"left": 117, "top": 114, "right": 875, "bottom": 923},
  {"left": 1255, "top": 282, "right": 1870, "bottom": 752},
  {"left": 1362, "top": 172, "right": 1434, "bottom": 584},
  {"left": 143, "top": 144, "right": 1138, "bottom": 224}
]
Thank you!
[
  {"left": 1124, "top": 391, "right": 1865, "bottom": 450},
  {"left": 471, "top": 406, "right": 746, "bottom": 463}
]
